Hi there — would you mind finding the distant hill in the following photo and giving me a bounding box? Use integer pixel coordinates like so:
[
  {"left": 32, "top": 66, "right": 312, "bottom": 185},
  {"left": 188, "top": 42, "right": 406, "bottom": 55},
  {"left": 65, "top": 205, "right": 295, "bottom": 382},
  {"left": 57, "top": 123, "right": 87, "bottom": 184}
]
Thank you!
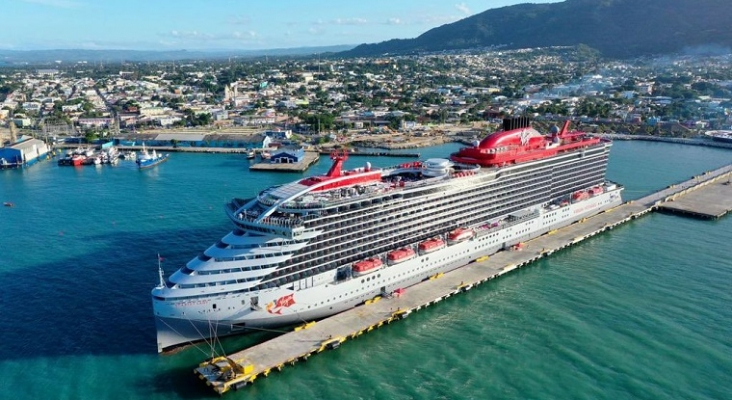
[
  {"left": 0, "top": 45, "right": 355, "bottom": 65},
  {"left": 343, "top": 0, "right": 732, "bottom": 58}
]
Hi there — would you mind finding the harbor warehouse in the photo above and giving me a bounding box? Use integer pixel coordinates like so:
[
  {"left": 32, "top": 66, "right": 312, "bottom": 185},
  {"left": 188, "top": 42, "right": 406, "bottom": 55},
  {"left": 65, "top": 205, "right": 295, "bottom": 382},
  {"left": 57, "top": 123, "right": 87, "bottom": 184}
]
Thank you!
[
  {"left": 271, "top": 148, "right": 305, "bottom": 163},
  {"left": 0, "top": 137, "right": 49, "bottom": 168}
]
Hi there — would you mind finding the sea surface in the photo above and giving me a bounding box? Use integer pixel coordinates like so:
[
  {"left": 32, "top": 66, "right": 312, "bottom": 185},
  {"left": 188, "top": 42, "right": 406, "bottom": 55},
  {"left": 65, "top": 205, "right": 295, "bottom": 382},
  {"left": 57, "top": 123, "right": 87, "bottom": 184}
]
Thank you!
[{"left": 0, "top": 141, "right": 731, "bottom": 400}]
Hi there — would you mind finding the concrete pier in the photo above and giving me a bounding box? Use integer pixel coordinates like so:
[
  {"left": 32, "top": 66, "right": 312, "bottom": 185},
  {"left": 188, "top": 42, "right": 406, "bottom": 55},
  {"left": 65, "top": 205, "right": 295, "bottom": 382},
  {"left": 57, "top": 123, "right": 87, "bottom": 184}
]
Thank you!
[
  {"left": 656, "top": 179, "right": 732, "bottom": 219},
  {"left": 249, "top": 152, "right": 320, "bottom": 172},
  {"left": 194, "top": 163, "right": 732, "bottom": 395}
]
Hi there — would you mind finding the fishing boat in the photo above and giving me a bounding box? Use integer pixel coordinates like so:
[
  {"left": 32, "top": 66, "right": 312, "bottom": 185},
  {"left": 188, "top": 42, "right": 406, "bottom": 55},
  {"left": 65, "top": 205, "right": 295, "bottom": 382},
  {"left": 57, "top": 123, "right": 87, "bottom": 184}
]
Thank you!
[{"left": 136, "top": 143, "right": 169, "bottom": 169}]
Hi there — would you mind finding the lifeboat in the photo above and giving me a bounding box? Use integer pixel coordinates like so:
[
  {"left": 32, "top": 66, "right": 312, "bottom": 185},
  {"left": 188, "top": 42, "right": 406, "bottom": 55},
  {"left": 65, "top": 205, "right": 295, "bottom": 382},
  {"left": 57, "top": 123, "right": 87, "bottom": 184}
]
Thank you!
[
  {"left": 418, "top": 237, "right": 446, "bottom": 255},
  {"left": 352, "top": 257, "right": 383, "bottom": 276},
  {"left": 588, "top": 186, "right": 604, "bottom": 196},
  {"left": 386, "top": 248, "right": 416, "bottom": 265},
  {"left": 572, "top": 190, "right": 590, "bottom": 201},
  {"left": 447, "top": 228, "right": 474, "bottom": 245}
]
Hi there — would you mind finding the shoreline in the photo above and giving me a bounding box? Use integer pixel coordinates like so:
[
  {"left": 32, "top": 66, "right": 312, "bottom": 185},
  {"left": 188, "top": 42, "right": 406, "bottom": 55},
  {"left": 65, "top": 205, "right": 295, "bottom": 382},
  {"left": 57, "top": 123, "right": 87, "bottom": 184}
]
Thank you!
[{"left": 49, "top": 132, "right": 732, "bottom": 154}]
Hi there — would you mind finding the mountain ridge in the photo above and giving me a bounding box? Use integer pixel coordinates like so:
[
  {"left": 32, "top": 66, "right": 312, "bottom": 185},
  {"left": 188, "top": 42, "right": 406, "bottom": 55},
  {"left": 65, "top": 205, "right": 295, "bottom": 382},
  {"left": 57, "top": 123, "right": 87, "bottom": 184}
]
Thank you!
[
  {"left": 0, "top": 45, "right": 355, "bottom": 65},
  {"left": 342, "top": 0, "right": 732, "bottom": 58}
]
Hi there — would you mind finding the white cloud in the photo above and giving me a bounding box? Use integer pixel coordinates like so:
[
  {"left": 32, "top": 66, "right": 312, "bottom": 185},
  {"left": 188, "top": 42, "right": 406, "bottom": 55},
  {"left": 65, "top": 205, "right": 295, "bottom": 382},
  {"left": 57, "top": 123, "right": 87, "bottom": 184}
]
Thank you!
[
  {"left": 308, "top": 27, "right": 325, "bottom": 35},
  {"left": 232, "top": 30, "right": 259, "bottom": 44},
  {"left": 418, "top": 15, "right": 461, "bottom": 24},
  {"left": 455, "top": 3, "right": 471, "bottom": 15},
  {"left": 22, "top": 0, "right": 81, "bottom": 8},
  {"left": 382, "top": 14, "right": 461, "bottom": 26},
  {"left": 333, "top": 18, "right": 368, "bottom": 26},
  {"left": 163, "top": 30, "right": 216, "bottom": 41}
]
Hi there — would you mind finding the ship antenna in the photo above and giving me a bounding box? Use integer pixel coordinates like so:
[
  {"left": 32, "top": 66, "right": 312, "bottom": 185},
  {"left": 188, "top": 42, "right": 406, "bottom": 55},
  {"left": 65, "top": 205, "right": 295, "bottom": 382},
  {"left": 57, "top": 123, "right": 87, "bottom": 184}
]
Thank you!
[{"left": 156, "top": 254, "right": 165, "bottom": 288}]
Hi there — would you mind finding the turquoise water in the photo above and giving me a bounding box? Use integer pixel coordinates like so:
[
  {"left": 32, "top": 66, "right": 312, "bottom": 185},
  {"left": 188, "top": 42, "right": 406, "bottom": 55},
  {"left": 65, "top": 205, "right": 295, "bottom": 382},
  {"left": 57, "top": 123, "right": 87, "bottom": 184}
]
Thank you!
[{"left": 0, "top": 141, "right": 730, "bottom": 399}]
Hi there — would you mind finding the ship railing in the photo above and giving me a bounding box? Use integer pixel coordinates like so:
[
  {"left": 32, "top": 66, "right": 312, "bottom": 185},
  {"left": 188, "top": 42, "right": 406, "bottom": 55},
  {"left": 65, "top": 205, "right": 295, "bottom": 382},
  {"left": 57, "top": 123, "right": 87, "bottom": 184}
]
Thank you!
[
  {"left": 225, "top": 201, "right": 239, "bottom": 213},
  {"left": 256, "top": 194, "right": 278, "bottom": 207},
  {"left": 276, "top": 183, "right": 394, "bottom": 210},
  {"left": 268, "top": 170, "right": 460, "bottom": 211},
  {"left": 229, "top": 208, "right": 305, "bottom": 228},
  {"left": 227, "top": 197, "right": 251, "bottom": 212}
]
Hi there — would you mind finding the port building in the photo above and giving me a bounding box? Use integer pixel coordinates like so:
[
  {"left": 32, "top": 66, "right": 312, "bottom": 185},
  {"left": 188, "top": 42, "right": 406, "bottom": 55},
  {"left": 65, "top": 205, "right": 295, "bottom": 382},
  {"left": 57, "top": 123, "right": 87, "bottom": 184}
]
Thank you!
[{"left": 0, "top": 136, "right": 50, "bottom": 168}]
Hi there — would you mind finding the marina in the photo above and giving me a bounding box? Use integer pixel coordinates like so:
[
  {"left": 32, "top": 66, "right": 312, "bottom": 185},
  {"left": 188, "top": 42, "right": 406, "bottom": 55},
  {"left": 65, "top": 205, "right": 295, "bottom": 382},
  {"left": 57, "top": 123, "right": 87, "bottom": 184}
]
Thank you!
[{"left": 194, "top": 162, "right": 732, "bottom": 395}]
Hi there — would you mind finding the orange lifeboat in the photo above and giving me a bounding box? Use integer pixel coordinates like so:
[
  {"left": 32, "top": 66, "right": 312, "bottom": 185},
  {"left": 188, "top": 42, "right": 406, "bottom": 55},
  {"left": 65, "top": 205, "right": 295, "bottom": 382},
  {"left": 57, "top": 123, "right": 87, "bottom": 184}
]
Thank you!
[
  {"left": 588, "top": 186, "right": 604, "bottom": 196},
  {"left": 386, "top": 248, "right": 416, "bottom": 265},
  {"left": 447, "top": 228, "right": 475, "bottom": 244},
  {"left": 572, "top": 190, "right": 590, "bottom": 201},
  {"left": 418, "top": 237, "right": 446, "bottom": 255},
  {"left": 352, "top": 257, "right": 383, "bottom": 276}
]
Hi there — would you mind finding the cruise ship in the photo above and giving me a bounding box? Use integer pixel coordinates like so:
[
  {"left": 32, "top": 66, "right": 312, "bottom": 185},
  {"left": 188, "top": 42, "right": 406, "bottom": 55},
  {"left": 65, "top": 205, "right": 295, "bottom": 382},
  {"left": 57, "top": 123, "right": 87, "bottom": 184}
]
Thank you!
[{"left": 152, "top": 117, "right": 624, "bottom": 353}]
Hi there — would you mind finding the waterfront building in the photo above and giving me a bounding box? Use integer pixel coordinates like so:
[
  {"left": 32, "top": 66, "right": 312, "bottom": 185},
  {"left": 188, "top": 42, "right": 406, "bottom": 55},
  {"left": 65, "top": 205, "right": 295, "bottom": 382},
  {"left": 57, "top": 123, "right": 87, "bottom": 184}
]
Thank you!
[{"left": 0, "top": 137, "right": 50, "bottom": 168}]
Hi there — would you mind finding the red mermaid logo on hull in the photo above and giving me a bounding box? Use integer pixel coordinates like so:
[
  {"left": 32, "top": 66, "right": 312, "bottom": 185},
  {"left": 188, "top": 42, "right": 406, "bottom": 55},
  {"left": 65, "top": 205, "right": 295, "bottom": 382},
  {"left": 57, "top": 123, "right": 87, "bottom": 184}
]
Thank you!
[{"left": 266, "top": 294, "right": 296, "bottom": 314}]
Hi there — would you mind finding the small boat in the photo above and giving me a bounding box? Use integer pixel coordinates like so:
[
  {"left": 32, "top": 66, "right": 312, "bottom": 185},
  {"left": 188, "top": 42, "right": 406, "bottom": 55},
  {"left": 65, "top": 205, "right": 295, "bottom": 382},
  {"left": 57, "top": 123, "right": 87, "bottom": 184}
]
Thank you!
[
  {"left": 136, "top": 144, "right": 169, "bottom": 169},
  {"left": 1, "top": 157, "right": 22, "bottom": 169},
  {"left": 3, "top": 202, "right": 14, "bottom": 207},
  {"left": 386, "top": 248, "right": 416, "bottom": 265},
  {"left": 246, "top": 150, "right": 255, "bottom": 159},
  {"left": 260, "top": 151, "right": 271, "bottom": 160},
  {"left": 418, "top": 237, "right": 446, "bottom": 255},
  {"left": 572, "top": 190, "right": 590, "bottom": 201},
  {"left": 71, "top": 154, "right": 85, "bottom": 166},
  {"left": 588, "top": 186, "right": 604, "bottom": 196},
  {"left": 352, "top": 257, "right": 383, "bottom": 276},
  {"left": 447, "top": 228, "right": 474, "bottom": 245}
]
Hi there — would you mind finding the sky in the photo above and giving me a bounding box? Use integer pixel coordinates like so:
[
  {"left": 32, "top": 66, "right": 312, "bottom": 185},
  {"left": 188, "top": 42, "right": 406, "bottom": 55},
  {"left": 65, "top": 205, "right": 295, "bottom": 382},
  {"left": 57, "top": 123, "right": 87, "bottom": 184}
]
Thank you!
[{"left": 2, "top": 0, "right": 561, "bottom": 51}]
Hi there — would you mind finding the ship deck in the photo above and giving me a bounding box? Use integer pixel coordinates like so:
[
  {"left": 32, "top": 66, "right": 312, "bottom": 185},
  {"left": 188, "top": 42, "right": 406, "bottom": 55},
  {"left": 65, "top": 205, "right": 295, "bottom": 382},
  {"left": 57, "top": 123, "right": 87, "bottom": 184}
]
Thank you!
[{"left": 194, "top": 163, "right": 732, "bottom": 395}]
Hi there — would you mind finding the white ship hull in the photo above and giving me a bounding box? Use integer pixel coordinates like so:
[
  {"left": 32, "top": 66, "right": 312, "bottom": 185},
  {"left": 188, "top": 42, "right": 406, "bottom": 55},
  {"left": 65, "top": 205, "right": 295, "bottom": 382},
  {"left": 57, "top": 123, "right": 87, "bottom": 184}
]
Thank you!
[
  {"left": 153, "top": 119, "right": 623, "bottom": 353},
  {"left": 154, "top": 188, "right": 622, "bottom": 352}
]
